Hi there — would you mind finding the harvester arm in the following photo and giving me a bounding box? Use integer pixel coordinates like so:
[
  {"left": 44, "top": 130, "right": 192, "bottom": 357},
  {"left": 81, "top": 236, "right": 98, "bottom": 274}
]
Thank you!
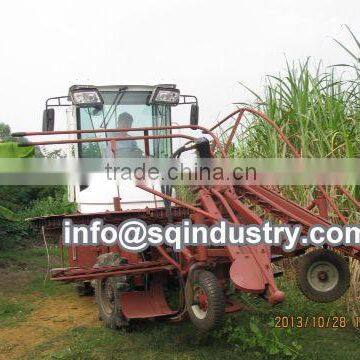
[
  {"left": 200, "top": 187, "right": 284, "bottom": 304},
  {"left": 136, "top": 183, "right": 285, "bottom": 304}
]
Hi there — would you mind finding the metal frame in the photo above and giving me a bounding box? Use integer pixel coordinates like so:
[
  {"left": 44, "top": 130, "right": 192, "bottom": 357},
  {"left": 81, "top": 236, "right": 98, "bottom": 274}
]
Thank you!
[
  {"left": 43, "top": 91, "right": 197, "bottom": 110},
  {"left": 13, "top": 106, "right": 360, "bottom": 326},
  {"left": 45, "top": 96, "right": 70, "bottom": 109}
]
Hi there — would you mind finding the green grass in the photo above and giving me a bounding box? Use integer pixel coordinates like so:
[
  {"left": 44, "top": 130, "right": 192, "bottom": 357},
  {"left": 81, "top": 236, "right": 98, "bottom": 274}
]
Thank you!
[
  {"left": 0, "top": 247, "right": 71, "bottom": 330},
  {"left": 0, "top": 247, "right": 50, "bottom": 268},
  {"left": 231, "top": 30, "right": 360, "bottom": 213},
  {"left": 236, "top": 58, "right": 359, "bottom": 159},
  {"left": 32, "top": 299, "right": 360, "bottom": 360},
  {"left": 0, "top": 299, "right": 33, "bottom": 328},
  {"left": 231, "top": 58, "right": 360, "bottom": 221},
  {"left": 0, "top": 246, "right": 71, "bottom": 301},
  {"left": 229, "top": 28, "right": 360, "bottom": 220},
  {"left": 0, "top": 246, "right": 359, "bottom": 359},
  {"left": 0, "top": 245, "right": 68, "bottom": 270},
  {"left": 23, "top": 273, "right": 73, "bottom": 297},
  {"left": 35, "top": 324, "right": 235, "bottom": 360}
]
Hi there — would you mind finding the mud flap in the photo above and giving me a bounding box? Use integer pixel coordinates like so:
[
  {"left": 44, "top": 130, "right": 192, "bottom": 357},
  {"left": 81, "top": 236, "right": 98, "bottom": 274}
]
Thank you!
[{"left": 121, "top": 275, "right": 176, "bottom": 319}]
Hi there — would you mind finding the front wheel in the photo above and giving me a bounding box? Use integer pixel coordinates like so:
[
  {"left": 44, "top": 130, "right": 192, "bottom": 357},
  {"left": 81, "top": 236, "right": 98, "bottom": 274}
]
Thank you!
[
  {"left": 95, "top": 277, "right": 128, "bottom": 329},
  {"left": 296, "top": 249, "right": 350, "bottom": 303},
  {"left": 185, "top": 270, "right": 225, "bottom": 332}
]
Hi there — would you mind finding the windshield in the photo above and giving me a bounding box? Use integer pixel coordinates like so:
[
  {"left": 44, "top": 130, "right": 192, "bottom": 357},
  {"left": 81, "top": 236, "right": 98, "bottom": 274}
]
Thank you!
[{"left": 77, "top": 91, "right": 172, "bottom": 158}]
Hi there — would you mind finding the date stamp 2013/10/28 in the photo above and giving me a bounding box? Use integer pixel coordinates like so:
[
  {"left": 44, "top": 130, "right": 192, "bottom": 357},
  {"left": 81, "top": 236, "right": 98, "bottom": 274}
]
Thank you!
[{"left": 274, "top": 315, "right": 360, "bottom": 329}]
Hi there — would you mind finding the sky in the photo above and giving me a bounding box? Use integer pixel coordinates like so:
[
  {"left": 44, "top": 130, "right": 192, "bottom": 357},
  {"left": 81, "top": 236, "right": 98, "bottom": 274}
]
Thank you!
[{"left": 0, "top": 0, "right": 359, "bottom": 132}]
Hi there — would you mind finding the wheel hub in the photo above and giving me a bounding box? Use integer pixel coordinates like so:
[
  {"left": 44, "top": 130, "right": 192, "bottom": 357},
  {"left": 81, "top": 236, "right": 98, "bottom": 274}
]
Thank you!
[
  {"left": 191, "top": 286, "right": 208, "bottom": 319},
  {"left": 196, "top": 292, "right": 208, "bottom": 310},
  {"left": 317, "top": 271, "right": 328, "bottom": 282},
  {"left": 307, "top": 261, "right": 339, "bottom": 292}
]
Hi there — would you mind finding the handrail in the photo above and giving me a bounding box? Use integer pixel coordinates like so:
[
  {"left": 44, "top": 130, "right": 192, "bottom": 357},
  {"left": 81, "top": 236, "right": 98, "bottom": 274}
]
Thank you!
[
  {"left": 13, "top": 124, "right": 226, "bottom": 157},
  {"left": 17, "top": 133, "right": 197, "bottom": 147},
  {"left": 12, "top": 107, "right": 358, "bottom": 217}
]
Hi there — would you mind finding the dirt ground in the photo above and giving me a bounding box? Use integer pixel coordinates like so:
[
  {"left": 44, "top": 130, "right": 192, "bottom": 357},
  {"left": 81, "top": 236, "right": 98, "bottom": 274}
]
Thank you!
[
  {"left": 1, "top": 249, "right": 359, "bottom": 360},
  {"left": 0, "top": 292, "right": 100, "bottom": 359}
]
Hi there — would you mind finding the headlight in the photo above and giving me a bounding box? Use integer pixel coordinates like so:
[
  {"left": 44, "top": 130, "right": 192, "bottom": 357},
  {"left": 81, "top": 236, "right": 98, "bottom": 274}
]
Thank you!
[
  {"left": 69, "top": 86, "right": 103, "bottom": 107},
  {"left": 149, "top": 87, "right": 180, "bottom": 106}
]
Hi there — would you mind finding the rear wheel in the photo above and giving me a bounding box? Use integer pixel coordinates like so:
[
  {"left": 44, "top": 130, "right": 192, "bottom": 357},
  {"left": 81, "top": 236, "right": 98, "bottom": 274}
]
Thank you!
[
  {"left": 95, "top": 277, "right": 128, "bottom": 329},
  {"left": 296, "top": 249, "right": 350, "bottom": 303},
  {"left": 185, "top": 270, "right": 225, "bottom": 332}
]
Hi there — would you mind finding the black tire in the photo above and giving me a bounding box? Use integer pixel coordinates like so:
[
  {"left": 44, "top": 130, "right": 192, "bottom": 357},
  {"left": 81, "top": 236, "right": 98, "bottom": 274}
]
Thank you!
[
  {"left": 185, "top": 270, "right": 225, "bottom": 332},
  {"left": 296, "top": 249, "right": 350, "bottom": 303},
  {"left": 74, "top": 281, "right": 94, "bottom": 296},
  {"left": 95, "top": 277, "right": 128, "bottom": 329}
]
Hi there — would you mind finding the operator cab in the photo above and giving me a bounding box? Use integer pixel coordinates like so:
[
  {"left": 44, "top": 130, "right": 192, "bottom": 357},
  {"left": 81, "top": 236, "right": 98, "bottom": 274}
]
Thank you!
[
  {"left": 43, "top": 84, "right": 199, "bottom": 213},
  {"left": 74, "top": 85, "right": 177, "bottom": 159}
]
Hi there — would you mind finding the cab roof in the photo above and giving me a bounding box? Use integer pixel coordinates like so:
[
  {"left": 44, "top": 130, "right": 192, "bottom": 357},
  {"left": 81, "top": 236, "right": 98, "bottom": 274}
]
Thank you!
[{"left": 70, "top": 84, "right": 177, "bottom": 92}]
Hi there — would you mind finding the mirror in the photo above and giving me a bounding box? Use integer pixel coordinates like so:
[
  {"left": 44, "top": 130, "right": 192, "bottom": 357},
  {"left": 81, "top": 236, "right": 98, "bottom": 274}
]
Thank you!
[
  {"left": 42, "top": 109, "right": 55, "bottom": 132},
  {"left": 190, "top": 104, "right": 199, "bottom": 126}
]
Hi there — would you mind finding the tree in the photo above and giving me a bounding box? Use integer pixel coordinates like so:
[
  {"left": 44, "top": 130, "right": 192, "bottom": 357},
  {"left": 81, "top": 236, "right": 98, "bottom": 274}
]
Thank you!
[{"left": 0, "top": 122, "right": 11, "bottom": 141}]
